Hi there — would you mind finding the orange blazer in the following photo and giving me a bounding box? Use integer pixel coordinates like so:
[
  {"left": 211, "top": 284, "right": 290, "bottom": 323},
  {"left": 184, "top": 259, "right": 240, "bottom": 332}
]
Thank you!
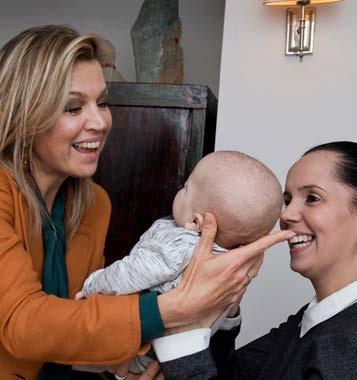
[{"left": 0, "top": 169, "right": 142, "bottom": 380}]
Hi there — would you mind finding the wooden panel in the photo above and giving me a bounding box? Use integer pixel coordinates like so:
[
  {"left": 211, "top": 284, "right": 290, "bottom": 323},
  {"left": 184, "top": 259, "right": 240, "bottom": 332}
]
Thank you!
[
  {"left": 93, "top": 83, "right": 217, "bottom": 266},
  {"left": 94, "top": 106, "right": 191, "bottom": 264},
  {"left": 108, "top": 82, "right": 209, "bottom": 108},
  {"left": 185, "top": 109, "right": 206, "bottom": 177}
]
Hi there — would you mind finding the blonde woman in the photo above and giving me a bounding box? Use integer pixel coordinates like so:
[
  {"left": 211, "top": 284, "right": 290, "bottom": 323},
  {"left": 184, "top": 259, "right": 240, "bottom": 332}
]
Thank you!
[{"left": 0, "top": 25, "right": 292, "bottom": 380}]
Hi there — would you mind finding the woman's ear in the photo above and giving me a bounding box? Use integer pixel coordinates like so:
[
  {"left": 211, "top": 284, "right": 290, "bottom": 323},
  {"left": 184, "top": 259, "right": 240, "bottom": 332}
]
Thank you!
[{"left": 184, "top": 213, "right": 204, "bottom": 232}]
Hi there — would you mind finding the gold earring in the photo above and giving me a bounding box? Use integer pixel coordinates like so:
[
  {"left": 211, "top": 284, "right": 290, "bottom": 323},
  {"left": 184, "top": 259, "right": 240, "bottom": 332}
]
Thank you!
[{"left": 22, "top": 143, "right": 29, "bottom": 170}]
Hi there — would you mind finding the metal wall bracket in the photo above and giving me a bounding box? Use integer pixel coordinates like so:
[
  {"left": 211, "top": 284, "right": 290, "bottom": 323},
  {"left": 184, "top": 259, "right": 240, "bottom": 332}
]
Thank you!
[{"left": 286, "top": 6, "right": 315, "bottom": 60}]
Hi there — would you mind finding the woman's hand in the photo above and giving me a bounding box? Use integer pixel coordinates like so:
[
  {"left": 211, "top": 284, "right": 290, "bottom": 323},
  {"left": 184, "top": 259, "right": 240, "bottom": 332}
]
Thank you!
[{"left": 158, "top": 213, "right": 295, "bottom": 328}]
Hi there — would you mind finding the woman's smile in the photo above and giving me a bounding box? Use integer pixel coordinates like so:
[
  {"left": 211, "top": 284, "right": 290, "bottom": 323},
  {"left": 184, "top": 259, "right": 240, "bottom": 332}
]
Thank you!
[
  {"left": 72, "top": 138, "right": 103, "bottom": 159},
  {"left": 281, "top": 150, "right": 357, "bottom": 289},
  {"left": 288, "top": 233, "right": 315, "bottom": 252}
]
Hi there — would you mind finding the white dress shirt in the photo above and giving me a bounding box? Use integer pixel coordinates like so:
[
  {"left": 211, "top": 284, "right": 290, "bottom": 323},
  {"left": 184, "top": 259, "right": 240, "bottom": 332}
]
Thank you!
[
  {"left": 153, "top": 306, "right": 241, "bottom": 362},
  {"left": 300, "top": 281, "right": 357, "bottom": 337}
]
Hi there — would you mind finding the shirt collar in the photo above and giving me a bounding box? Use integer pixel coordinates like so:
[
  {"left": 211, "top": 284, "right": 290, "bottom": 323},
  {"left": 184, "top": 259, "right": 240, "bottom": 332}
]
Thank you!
[{"left": 300, "top": 281, "right": 357, "bottom": 338}]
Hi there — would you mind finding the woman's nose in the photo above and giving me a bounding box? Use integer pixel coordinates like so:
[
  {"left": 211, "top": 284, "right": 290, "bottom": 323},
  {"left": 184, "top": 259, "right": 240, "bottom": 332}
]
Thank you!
[
  {"left": 280, "top": 202, "right": 301, "bottom": 226},
  {"left": 85, "top": 106, "right": 110, "bottom": 131}
]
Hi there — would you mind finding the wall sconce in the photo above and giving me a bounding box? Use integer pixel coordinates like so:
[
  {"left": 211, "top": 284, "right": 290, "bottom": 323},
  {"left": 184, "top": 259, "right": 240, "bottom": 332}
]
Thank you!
[{"left": 263, "top": 0, "right": 343, "bottom": 62}]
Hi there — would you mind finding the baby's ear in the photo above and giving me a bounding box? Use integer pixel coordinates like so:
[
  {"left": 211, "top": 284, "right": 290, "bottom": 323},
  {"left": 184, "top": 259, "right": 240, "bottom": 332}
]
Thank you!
[{"left": 184, "top": 213, "right": 204, "bottom": 233}]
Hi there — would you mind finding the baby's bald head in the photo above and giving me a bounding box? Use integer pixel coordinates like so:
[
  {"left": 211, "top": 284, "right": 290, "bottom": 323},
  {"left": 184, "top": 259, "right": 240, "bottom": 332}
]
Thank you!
[{"left": 172, "top": 151, "right": 283, "bottom": 249}]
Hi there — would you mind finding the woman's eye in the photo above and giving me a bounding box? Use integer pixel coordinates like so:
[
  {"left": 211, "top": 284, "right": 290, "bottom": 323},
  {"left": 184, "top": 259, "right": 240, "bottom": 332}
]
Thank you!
[
  {"left": 64, "top": 106, "right": 82, "bottom": 115},
  {"left": 98, "top": 99, "right": 109, "bottom": 109},
  {"left": 283, "top": 194, "right": 291, "bottom": 207},
  {"left": 306, "top": 194, "right": 320, "bottom": 203},
  {"left": 283, "top": 199, "right": 290, "bottom": 208}
]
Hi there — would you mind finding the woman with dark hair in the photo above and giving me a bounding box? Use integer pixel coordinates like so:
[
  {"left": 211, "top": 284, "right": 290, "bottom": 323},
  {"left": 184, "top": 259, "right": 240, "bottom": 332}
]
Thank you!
[{"left": 158, "top": 141, "right": 357, "bottom": 380}]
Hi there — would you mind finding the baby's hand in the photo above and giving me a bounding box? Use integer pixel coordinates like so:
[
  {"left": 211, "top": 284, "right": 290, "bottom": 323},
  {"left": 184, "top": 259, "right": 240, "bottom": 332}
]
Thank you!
[
  {"left": 75, "top": 290, "right": 86, "bottom": 300},
  {"left": 107, "top": 360, "right": 131, "bottom": 379}
]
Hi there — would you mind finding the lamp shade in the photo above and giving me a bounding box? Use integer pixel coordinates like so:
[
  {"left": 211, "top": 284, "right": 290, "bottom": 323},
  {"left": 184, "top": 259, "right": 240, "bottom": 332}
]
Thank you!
[{"left": 264, "top": 0, "right": 342, "bottom": 5}]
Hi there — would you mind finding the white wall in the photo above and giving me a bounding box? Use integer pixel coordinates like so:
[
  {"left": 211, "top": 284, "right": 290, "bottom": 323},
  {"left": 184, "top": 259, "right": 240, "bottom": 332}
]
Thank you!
[
  {"left": 0, "top": 0, "right": 224, "bottom": 95},
  {"left": 217, "top": 0, "right": 355, "bottom": 346}
]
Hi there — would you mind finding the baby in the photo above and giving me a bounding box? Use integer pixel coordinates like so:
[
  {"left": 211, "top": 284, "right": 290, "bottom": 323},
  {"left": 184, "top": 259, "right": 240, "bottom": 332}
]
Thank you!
[
  {"left": 80, "top": 150, "right": 283, "bottom": 299},
  {"left": 75, "top": 151, "right": 283, "bottom": 375}
]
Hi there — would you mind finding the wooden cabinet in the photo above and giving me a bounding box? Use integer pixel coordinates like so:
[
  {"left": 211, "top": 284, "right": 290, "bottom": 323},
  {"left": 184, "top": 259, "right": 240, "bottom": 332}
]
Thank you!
[{"left": 93, "top": 82, "right": 217, "bottom": 264}]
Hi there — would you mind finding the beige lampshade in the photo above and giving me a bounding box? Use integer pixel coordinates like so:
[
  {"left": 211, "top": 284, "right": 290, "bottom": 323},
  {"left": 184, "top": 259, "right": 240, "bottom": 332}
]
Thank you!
[{"left": 264, "top": 0, "right": 342, "bottom": 5}]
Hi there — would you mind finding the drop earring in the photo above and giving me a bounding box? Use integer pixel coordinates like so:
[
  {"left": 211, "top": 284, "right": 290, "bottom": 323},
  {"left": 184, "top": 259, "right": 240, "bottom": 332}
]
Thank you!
[{"left": 22, "top": 143, "right": 29, "bottom": 170}]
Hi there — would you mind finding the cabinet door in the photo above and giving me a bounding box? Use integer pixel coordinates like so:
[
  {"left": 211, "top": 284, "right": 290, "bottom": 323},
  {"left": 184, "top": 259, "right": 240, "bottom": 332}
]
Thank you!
[{"left": 94, "top": 105, "right": 192, "bottom": 263}]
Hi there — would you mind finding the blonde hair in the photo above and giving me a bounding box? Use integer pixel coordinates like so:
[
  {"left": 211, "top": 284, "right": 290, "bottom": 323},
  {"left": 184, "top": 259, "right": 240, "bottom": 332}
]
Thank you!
[{"left": 0, "top": 25, "right": 106, "bottom": 237}]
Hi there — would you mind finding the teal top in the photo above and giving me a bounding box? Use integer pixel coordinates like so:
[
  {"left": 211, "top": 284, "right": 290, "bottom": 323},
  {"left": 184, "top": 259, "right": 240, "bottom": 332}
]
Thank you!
[
  {"left": 37, "top": 185, "right": 71, "bottom": 380},
  {"left": 41, "top": 186, "right": 69, "bottom": 298}
]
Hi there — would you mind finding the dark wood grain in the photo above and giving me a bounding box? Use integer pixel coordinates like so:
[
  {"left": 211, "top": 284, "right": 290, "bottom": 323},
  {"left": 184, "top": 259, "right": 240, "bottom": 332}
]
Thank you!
[{"left": 93, "top": 83, "right": 217, "bottom": 264}]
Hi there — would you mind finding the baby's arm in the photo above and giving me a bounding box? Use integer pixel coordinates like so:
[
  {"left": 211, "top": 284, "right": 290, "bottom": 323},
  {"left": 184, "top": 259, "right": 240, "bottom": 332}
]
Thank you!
[
  {"left": 82, "top": 244, "right": 194, "bottom": 297},
  {"left": 81, "top": 220, "right": 196, "bottom": 297}
]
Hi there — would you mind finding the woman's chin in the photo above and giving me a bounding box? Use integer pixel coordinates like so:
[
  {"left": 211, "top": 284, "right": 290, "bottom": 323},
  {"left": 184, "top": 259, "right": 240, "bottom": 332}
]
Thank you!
[
  {"left": 290, "top": 259, "right": 312, "bottom": 279},
  {"left": 71, "top": 162, "right": 99, "bottom": 178}
]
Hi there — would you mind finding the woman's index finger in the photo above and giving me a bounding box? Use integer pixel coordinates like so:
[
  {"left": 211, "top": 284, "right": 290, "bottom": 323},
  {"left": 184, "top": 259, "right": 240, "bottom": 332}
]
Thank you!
[{"left": 231, "top": 230, "right": 295, "bottom": 262}]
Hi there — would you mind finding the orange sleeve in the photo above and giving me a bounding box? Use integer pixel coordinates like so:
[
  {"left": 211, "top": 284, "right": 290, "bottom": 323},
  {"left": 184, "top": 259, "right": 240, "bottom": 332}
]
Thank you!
[{"left": 0, "top": 174, "right": 142, "bottom": 366}]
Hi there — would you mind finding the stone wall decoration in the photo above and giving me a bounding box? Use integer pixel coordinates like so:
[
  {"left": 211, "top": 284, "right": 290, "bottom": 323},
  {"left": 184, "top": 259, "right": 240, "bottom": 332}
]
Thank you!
[{"left": 131, "top": 0, "right": 183, "bottom": 83}]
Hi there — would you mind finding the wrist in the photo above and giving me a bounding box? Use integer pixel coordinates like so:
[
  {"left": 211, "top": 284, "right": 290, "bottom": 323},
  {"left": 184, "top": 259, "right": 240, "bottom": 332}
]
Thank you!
[{"left": 158, "top": 289, "right": 189, "bottom": 328}]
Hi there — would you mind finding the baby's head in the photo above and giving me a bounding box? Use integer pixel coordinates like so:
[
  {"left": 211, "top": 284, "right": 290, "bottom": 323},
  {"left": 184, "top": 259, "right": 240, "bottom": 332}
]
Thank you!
[{"left": 172, "top": 151, "right": 283, "bottom": 249}]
